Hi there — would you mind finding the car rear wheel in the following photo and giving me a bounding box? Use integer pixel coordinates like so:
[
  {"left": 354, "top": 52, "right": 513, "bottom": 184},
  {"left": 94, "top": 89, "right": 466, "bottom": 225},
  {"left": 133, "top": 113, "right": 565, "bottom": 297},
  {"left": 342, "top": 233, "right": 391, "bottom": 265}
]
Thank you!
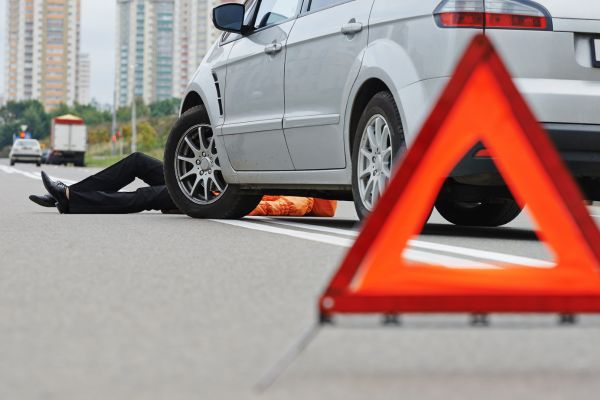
[
  {"left": 164, "top": 105, "right": 262, "bottom": 219},
  {"left": 352, "top": 91, "right": 406, "bottom": 220},
  {"left": 435, "top": 196, "right": 522, "bottom": 227}
]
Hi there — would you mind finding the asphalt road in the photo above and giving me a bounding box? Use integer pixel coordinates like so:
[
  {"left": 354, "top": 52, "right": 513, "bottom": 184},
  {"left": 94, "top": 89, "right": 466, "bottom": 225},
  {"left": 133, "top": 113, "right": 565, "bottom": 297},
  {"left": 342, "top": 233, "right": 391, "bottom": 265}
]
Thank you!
[{"left": 2, "top": 159, "right": 600, "bottom": 400}]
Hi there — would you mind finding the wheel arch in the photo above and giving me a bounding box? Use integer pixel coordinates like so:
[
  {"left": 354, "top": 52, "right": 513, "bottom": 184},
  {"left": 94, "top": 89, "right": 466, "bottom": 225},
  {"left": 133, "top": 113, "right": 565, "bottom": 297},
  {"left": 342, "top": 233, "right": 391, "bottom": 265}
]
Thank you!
[
  {"left": 180, "top": 91, "right": 205, "bottom": 116},
  {"left": 348, "top": 77, "right": 405, "bottom": 154},
  {"left": 348, "top": 78, "right": 395, "bottom": 153}
]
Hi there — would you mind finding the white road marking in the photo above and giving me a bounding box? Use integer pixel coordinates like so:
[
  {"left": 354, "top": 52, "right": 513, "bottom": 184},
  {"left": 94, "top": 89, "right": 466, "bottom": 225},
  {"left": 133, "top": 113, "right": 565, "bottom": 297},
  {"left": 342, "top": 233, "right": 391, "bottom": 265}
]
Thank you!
[
  {"left": 0, "top": 164, "right": 566, "bottom": 269},
  {"left": 213, "top": 219, "right": 500, "bottom": 269},
  {"left": 0, "top": 165, "right": 76, "bottom": 185},
  {"left": 213, "top": 219, "right": 354, "bottom": 247},
  {"left": 258, "top": 218, "right": 555, "bottom": 268}
]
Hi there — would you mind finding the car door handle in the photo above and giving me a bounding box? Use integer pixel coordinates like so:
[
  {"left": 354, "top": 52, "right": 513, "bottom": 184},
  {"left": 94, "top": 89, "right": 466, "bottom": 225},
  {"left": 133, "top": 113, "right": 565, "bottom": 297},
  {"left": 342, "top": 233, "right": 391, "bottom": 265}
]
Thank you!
[
  {"left": 341, "top": 20, "right": 363, "bottom": 35},
  {"left": 264, "top": 42, "right": 283, "bottom": 55}
]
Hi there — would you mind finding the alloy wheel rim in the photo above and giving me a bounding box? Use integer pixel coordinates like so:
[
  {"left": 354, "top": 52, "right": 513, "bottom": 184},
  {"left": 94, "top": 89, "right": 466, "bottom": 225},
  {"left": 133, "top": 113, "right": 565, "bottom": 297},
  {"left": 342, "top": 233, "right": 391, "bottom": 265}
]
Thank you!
[
  {"left": 175, "top": 124, "right": 227, "bottom": 205},
  {"left": 358, "top": 114, "right": 393, "bottom": 211}
]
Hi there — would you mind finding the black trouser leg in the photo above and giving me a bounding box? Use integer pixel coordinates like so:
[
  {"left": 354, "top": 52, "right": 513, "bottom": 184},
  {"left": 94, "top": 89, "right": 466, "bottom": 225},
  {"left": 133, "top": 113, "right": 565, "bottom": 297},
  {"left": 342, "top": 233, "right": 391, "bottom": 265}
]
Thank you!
[
  {"left": 68, "top": 185, "right": 176, "bottom": 214},
  {"left": 70, "top": 152, "right": 165, "bottom": 193},
  {"left": 66, "top": 152, "right": 176, "bottom": 214}
]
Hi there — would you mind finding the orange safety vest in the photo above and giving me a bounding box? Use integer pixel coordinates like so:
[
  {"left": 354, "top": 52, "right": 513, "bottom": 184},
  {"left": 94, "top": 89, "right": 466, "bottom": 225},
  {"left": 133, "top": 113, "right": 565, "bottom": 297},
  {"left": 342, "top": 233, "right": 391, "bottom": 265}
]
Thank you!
[{"left": 249, "top": 196, "right": 337, "bottom": 217}]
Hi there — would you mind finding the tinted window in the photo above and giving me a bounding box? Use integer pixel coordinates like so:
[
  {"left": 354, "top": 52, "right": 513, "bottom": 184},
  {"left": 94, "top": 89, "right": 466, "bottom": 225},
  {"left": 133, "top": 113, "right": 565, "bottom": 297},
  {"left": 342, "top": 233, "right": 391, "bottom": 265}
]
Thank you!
[
  {"left": 253, "top": 0, "right": 300, "bottom": 29},
  {"left": 16, "top": 140, "right": 39, "bottom": 147},
  {"left": 308, "top": 0, "right": 348, "bottom": 12}
]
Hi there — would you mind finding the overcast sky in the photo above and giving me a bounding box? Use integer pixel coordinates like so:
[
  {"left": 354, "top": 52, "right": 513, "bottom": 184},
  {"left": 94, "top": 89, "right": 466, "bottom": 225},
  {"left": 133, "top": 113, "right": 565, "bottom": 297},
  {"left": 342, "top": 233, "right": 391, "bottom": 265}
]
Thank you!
[{"left": 0, "top": 0, "right": 116, "bottom": 105}]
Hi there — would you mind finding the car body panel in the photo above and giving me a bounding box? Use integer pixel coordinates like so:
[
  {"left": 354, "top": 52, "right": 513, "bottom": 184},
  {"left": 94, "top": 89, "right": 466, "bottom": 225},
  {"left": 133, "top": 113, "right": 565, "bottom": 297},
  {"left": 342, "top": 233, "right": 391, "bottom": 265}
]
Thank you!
[
  {"left": 283, "top": 0, "right": 375, "bottom": 170},
  {"left": 183, "top": 40, "right": 236, "bottom": 182},
  {"left": 488, "top": 28, "right": 600, "bottom": 126},
  {"left": 534, "top": 1, "right": 600, "bottom": 21},
  {"left": 363, "top": 0, "right": 479, "bottom": 142},
  {"left": 179, "top": 0, "right": 600, "bottom": 194},
  {"left": 221, "top": 20, "right": 296, "bottom": 171}
]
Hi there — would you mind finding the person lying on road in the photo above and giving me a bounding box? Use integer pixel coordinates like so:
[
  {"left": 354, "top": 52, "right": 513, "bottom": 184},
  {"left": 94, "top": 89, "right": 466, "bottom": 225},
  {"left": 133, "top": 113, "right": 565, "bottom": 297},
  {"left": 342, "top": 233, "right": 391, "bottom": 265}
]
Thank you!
[{"left": 30, "top": 152, "right": 337, "bottom": 217}]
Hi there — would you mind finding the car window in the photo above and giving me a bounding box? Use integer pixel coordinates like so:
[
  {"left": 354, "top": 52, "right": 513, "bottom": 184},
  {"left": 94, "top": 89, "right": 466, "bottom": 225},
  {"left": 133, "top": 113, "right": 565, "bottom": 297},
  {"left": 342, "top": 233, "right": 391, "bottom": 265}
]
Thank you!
[
  {"left": 253, "top": 0, "right": 300, "bottom": 29},
  {"left": 307, "top": 0, "right": 349, "bottom": 12},
  {"left": 17, "top": 140, "right": 39, "bottom": 148}
]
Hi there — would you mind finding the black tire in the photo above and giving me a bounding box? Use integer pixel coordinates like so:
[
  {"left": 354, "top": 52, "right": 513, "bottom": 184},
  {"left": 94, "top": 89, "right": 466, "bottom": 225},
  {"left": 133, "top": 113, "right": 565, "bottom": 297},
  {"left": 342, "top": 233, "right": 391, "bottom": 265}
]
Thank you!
[
  {"left": 351, "top": 91, "right": 406, "bottom": 220},
  {"left": 10, "top": 159, "right": 15, "bottom": 166},
  {"left": 36, "top": 162, "right": 41, "bottom": 167},
  {"left": 164, "top": 105, "right": 262, "bottom": 219},
  {"left": 435, "top": 196, "right": 522, "bottom": 227}
]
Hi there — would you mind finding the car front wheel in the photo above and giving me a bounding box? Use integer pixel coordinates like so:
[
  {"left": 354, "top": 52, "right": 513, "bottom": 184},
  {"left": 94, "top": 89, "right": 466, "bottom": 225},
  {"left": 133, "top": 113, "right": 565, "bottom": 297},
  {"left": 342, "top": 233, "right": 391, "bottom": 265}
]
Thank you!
[
  {"left": 351, "top": 91, "right": 406, "bottom": 220},
  {"left": 164, "top": 105, "right": 262, "bottom": 219}
]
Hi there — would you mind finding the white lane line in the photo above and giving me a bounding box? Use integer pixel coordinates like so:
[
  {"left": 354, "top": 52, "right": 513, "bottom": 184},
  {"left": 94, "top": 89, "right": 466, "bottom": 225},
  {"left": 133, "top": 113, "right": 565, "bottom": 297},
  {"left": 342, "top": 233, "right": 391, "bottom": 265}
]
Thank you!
[
  {"left": 0, "top": 164, "right": 556, "bottom": 269},
  {"left": 0, "top": 165, "right": 76, "bottom": 185},
  {"left": 402, "top": 249, "right": 500, "bottom": 269},
  {"left": 212, "top": 219, "right": 499, "bottom": 269},
  {"left": 213, "top": 219, "right": 354, "bottom": 247},
  {"left": 257, "top": 218, "right": 554, "bottom": 268}
]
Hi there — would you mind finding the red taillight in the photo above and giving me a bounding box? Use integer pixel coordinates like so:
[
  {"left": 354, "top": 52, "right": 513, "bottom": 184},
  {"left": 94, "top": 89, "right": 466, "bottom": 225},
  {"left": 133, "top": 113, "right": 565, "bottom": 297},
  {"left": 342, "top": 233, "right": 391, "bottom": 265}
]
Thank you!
[
  {"left": 485, "top": 13, "right": 548, "bottom": 30},
  {"left": 434, "top": 0, "right": 552, "bottom": 31},
  {"left": 438, "top": 12, "right": 485, "bottom": 28}
]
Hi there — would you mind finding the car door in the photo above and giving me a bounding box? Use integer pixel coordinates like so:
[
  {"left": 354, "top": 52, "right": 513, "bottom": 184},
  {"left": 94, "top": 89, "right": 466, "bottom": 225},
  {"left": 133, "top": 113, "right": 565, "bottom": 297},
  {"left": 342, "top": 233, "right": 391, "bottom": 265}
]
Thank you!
[
  {"left": 222, "top": 0, "right": 302, "bottom": 171},
  {"left": 283, "top": 0, "right": 374, "bottom": 170}
]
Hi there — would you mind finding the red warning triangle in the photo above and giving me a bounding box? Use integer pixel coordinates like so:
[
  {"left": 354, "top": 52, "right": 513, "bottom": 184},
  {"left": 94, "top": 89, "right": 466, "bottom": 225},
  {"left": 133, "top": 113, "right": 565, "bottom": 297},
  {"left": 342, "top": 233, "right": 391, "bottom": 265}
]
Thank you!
[{"left": 320, "top": 35, "right": 600, "bottom": 316}]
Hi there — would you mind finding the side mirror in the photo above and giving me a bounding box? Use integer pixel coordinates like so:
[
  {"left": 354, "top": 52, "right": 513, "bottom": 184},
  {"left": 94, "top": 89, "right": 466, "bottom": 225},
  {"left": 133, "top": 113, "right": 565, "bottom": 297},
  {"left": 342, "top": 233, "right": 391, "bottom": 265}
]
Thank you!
[{"left": 212, "top": 4, "right": 246, "bottom": 34}]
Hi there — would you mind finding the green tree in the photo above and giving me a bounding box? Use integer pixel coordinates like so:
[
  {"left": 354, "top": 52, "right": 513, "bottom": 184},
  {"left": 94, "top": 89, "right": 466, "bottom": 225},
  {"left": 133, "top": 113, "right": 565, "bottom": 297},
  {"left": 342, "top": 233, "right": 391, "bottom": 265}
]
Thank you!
[
  {"left": 47, "top": 102, "right": 112, "bottom": 126},
  {"left": 149, "top": 98, "right": 180, "bottom": 118},
  {"left": 120, "top": 121, "right": 158, "bottom": 150},
  {"left": 0, "top": 100, "right": 50, "bottom": 147},
  {"left": 116, "top": 106, "right": 131, "bottom": 123},
  {"left": 48, "top": 103, "right": 71, "bottom": 119},
  {"left": 137, "top": 121, "right": 158, "bottom": 149},
  {"left": 116, "top": 97, "right": 150, "bottom": 122}
]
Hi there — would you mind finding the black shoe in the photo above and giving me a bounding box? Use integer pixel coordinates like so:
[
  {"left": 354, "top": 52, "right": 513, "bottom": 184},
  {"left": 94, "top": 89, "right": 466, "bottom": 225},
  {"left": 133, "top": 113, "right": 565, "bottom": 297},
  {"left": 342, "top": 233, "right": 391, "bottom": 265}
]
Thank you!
[
  {"left": 29, "top": 194, "right": 57, "bottom": 208},
  {"left": 41, "top": 171, "right": 69, "bottom": 213}
]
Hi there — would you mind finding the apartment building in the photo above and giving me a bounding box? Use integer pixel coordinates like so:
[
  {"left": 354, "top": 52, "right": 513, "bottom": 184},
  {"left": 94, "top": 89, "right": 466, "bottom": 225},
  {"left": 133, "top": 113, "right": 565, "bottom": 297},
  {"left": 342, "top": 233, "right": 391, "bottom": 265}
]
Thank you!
[
  {"left": 172, "top": 0, "right": 235, "bottom": 98},
  {"left": 5, "top": 0, "right": 81, "bottom": 110},
  {"left": 76, "top": 52, "right": 90, "bottom": 105},
  {"left": 116, "top": 0, "right": 239, "bottom": 105},
  {"left": 115, "top": 0, "right": 175, "bottom": 107}
]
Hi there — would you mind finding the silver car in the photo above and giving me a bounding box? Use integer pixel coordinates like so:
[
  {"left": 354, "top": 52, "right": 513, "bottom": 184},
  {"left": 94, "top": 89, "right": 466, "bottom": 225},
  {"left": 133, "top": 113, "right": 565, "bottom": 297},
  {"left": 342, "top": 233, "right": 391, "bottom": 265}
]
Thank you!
[
  {"left": 9, "top": 139, "right": 42, "bottom": 167},
  {"left": 164, "top": 0, "right": 600, "bottom": 226}
]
